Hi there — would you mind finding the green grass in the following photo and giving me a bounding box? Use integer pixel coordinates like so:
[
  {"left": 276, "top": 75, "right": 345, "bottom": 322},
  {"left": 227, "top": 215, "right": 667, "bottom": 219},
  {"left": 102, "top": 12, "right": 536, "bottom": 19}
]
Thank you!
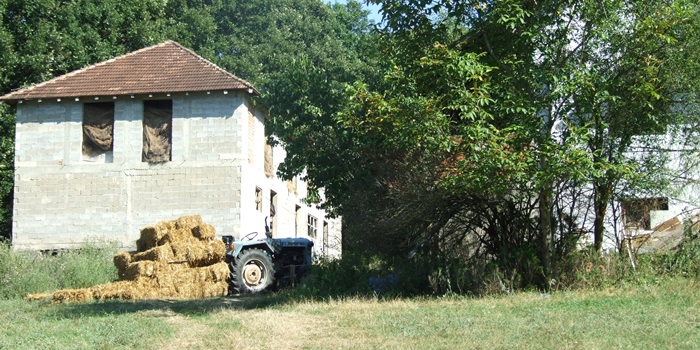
[
  {"left": 0, "top": 242, "right": 118, "bottom": 299},
  {"left": 1, "top": 277, "right": 697, "bottom": 349}
]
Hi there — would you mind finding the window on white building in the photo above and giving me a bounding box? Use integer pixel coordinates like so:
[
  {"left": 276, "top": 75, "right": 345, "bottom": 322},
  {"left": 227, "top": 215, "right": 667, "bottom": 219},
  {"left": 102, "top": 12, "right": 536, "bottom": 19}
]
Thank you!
[
  {"left": 323, "top": 221, "right": 329, "bottom": 253},
  {"left": 308, "top": 215, "right": 317, "bottom": 238},
  {"left": 295, "top": 205, "right": 301, "bottom": 237},
  {"left": 255, "top": 187, "right": 262, "bottom": 212},
  {"left": 622, "top": 197, "right": 669, "bottom": 230}
]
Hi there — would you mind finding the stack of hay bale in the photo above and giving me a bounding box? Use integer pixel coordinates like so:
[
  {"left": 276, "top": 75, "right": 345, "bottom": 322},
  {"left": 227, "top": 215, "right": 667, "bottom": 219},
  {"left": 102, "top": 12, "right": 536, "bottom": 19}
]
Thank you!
[{"left": 33, "top": 215, "right": 230, "bottom": 303}]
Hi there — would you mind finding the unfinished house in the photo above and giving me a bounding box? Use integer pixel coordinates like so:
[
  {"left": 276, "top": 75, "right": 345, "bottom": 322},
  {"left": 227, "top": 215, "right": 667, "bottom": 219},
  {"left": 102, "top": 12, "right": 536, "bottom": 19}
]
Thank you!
[{"left": 0, "top": 41, "right": 341, "bottom": 256}]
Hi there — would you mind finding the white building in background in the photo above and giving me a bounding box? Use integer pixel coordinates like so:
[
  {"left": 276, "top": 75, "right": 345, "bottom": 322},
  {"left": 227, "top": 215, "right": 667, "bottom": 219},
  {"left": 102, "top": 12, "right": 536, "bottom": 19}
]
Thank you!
[
  {"left": 610, "top": 131, "right": 700, "bottom": 253},
  {"left": 0, "top": 41, "right": 341, "bottom": 256}
]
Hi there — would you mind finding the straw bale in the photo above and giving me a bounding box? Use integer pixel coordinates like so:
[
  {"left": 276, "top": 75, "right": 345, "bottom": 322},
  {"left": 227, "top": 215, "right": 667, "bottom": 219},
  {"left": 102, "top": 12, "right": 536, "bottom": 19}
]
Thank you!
[
  {"left": 192, "top": 223, "right": 216, "bottom": 241},
  {"left": 125, "top": 260, "right": 193, "bottom": 280},
  {"left": 175, "top": 215, "right": 203, "bottom": 231},
  {"left": 171, "top": 240, "right": 226, "bottom": 267},
  {"left": 92, "top": 279, "right": 162, "bottom": 301},
  {"left": 90, "top": 262, "right": 229, "bottom": 301},
  {"left": 123, "top": 260, "right": 160, "bottom": 279},
  {"left": 132, "top": 244, "right": 174, "bottom": 262},
  {"left": 30, "top": 216, "right": 231, "bottom": 303},
  {"left": 113, "top": 252, "right": 133, "bottom": 279},
  {"left": 52, "top": 288, "right": 94, "bottom": 303},
  {"left": 136, "top": 227, "right": 160, "bottom": 251},
  {"left": 159, "top": 229, "right": 193, "bottom": 244},
  {"left": 136, "top": 220, "right": 177, "bottom": 251}
]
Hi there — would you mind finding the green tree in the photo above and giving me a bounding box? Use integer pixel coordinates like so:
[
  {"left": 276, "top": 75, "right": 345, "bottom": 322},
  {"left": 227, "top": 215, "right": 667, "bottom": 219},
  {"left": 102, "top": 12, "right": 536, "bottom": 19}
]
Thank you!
[{"left": 323, "top": 0, "right": 700, "bottom": 290}]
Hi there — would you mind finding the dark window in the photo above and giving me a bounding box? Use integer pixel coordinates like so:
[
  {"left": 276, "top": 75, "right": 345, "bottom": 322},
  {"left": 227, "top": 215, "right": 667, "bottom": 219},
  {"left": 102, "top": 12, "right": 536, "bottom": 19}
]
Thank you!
[
  {"left": 142, "top": 100, "right": 172, "bottom": 162},
  {"left": 255, "top": 187, "right": 262, "bottom": 212},
  {"left": 295, "top": 205, "right": 301, "bottom": 238},
  {"left": 622, "top": 197, "right": 669, "bottom": 230},
  {"left": 264, "top": 140, "right": 273, "bottom": 178},
  {"left": 308, "top": 215, "right": 317, "bottom": 238},
  {"left": 83, "top": 102, "right": 114, "bottom": 157},
  {"left": 323, "top": 221, "right": 329, "bottom": 253}
]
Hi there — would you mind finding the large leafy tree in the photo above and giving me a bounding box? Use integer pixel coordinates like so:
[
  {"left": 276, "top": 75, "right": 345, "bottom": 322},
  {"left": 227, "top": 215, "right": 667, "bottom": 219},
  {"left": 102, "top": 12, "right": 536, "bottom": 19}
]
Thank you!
[{"left": 310, "top": 0, "right": 700, "bottom": 290}]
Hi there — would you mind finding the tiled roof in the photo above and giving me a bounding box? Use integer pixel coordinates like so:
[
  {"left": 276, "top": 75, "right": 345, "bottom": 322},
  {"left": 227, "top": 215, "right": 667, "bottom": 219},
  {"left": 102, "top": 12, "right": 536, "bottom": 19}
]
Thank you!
[{"left": 0, "top": 41, "right": 258, "bottom": 102}]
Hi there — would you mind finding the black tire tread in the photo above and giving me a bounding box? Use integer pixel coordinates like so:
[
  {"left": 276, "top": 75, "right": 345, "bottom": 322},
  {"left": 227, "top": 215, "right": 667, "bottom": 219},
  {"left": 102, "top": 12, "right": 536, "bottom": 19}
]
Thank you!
[{"left": 230, "top": 248, "right": 276, "bottom": 294}]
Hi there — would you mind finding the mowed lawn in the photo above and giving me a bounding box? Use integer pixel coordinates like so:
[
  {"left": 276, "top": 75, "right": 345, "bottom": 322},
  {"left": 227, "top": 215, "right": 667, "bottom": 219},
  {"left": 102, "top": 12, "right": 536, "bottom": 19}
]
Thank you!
[{"left": 1, "top": 278, "right": 698, "bottom": 350}]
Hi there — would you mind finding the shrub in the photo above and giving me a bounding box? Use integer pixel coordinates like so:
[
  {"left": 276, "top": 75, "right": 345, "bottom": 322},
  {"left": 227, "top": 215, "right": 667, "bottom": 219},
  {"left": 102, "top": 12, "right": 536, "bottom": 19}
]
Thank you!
[
  {"left": 289, "top": 254, "right": 374, "bottom": 299},
  {"left": 664, "top": 227, "right": 700, "bottom": 278}
]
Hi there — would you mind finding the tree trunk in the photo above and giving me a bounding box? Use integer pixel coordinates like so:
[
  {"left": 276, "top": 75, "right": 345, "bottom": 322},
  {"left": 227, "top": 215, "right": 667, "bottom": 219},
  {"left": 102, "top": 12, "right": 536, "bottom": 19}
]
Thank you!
[
  {"left": 538, "top": 181, "right": 553, "bottom": 289},
  {"left": 593, "top": 182, "right": 613, "bottom": 253}
]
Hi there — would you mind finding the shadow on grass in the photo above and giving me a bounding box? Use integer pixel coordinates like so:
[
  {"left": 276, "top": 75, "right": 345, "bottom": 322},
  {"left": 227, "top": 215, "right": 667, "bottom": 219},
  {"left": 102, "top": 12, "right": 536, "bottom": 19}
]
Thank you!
[{"left": 49, "top": 292, "right": 298, "bottom": 319}]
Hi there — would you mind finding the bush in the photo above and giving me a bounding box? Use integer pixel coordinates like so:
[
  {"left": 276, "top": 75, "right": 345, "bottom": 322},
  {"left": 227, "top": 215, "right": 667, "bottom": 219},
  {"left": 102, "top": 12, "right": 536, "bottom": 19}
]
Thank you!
[
  {"left": 0, "top": 242, "right": 118, "bottom": 299},
  {"left": 288, "top": 254, "right": 375, "bottom": 299},
  {"left": 665, "top": 227, "right": 700, "bottom": 278}
]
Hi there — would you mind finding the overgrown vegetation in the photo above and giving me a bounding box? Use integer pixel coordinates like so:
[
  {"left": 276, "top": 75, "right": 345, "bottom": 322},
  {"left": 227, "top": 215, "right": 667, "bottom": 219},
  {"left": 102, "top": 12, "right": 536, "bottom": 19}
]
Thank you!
[
  {"left": 0, "top": 242, "right": 117, "bottom": 299},
  {"left": 290, "top": 223, "right": 700, "bottom": 299}
]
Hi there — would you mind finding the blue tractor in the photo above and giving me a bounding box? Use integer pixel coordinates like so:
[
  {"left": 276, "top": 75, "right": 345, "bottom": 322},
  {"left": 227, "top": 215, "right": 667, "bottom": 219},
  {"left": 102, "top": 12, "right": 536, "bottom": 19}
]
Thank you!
[{"left": 222, "top": 218, "right": 314, "bottom": 294}]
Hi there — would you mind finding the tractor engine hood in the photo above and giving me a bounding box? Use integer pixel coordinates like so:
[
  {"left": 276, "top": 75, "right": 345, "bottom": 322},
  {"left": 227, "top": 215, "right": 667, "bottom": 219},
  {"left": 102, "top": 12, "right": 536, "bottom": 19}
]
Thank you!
[{"left": 273, "top": 237, "right": 314, "bottom": 248}]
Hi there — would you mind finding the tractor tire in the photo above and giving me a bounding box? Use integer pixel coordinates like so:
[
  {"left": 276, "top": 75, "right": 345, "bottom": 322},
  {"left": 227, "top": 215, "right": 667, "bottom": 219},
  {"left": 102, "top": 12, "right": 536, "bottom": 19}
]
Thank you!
[{"left": 230, "top": 249, "right": 276, "bottom": 294}]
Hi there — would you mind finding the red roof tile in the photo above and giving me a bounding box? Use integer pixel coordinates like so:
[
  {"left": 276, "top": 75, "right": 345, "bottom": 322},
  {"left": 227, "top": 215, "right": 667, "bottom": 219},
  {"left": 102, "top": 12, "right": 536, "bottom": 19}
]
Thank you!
[{"left": 0, "top": 41, "right": 258, "bottom": 102}]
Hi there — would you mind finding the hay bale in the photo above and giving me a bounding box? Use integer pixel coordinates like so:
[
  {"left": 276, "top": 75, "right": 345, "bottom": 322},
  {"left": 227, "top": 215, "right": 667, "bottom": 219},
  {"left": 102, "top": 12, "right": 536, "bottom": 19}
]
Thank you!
[
  {"left": 172, "top": 240, "right": 226, "bottom": 267},
  {"left": 192, "top": 223, "right": 216, "bottom": 241},
  {"left": 123, "top": 260, "right": 191, "bottom": 280},
  {"left": 175, "top": 215, "right": 203, "bottom": 231},
  {"left": 52, "top": 288, "right": 94, "bottom": 303},
  {"left": 132, "top": 244, "right": 174, "bottom": 262},
  {"left": 123, "top": 260, "right": 161, "bottom": 279},
  {"left": 136, "top": 227, "right": 159, "bottom": 251},
  {"left": 30, "top": 215, "right": 230, "bottom": 303},
  {"left": 159, "top": 225, "right": 211, "bottom": 249},
  {"left": 92, "top": 280, "right": 162, "bottom": 301},
  {"left": 91, "top": 262, "right": 229, "bottom": 301},
  {"left": 136, "top": 220, "right": 178, "bottom": 251},
  {"left": 113, "top": 252, "right": 133, "bottom": 279}
]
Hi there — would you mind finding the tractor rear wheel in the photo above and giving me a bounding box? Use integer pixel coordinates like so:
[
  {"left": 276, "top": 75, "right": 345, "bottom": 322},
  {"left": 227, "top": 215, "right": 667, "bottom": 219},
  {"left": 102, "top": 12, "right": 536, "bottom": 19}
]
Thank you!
[{"left": 230, "top": 249, "right": 276, "bottom": 294}]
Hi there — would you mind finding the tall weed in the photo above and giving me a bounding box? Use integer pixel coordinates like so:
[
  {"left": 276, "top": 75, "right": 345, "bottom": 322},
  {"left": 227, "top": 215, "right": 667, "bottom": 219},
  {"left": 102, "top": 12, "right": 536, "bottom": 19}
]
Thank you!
[
  {"left": 665, "top": 228, "right": 700, "bottom": 278},
  {"left": 0, "top": 242, "right": 118, "bottom": 299}
]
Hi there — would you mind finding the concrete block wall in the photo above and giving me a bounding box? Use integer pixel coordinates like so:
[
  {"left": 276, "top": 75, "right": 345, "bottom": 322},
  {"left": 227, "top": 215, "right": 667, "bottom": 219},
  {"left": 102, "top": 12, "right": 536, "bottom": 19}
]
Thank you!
[
  {"left": 13, "top": 171, "right": 126, "bottom": 249},
  {"left": 12, "top": 93, "right": 246, "bottom": 250}
]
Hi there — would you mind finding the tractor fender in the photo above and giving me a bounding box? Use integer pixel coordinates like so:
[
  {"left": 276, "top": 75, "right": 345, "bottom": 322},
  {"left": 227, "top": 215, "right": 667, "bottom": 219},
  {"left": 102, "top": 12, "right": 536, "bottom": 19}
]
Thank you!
[{"left": 226, "top": 239, "right": 276, "bottom": 259}]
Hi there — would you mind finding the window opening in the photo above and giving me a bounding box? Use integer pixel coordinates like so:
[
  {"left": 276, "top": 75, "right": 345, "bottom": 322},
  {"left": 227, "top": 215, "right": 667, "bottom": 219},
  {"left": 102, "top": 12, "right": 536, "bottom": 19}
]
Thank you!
[
  {"left": 83, "top": 102, "right": 114, "bottom": 159},
  {"left": 255, "top": 187, "right": 263, "bottom": 212},
  {"left": 270, "top": 190, "right": 277, "bottom": 236},
  {"left": 295, "top": 205, "right": 301, "bottom": 238},
  {"left": 308, "top": 215, "right": 317, "bottom": 238},
  {"left": 264, "top": 140, "right": 274, "bottom": 178},
  {"left": 142, "top": 100, "right": 172, "bottom": 162},
  {"left": 622, "top": 197, "right": 669, "bottom": 230},
  {"left": 323, "top": 221, "right": 329, "bottom": 254}
]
